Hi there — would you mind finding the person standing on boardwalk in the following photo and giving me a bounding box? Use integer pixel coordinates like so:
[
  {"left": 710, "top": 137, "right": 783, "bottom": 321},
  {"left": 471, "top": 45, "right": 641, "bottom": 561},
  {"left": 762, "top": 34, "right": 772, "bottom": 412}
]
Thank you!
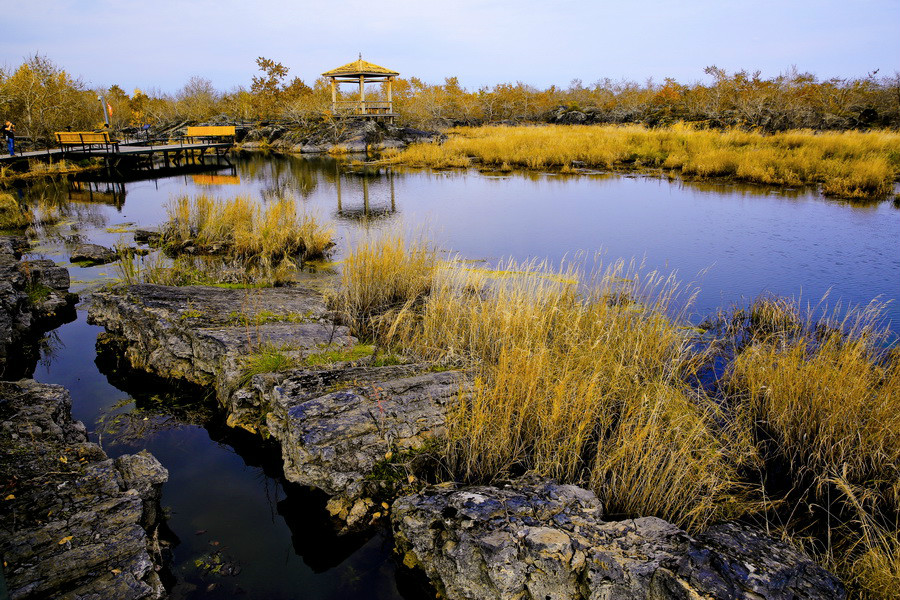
[{"left": 3, "top": 120, "right": 14, "bottom": 156}]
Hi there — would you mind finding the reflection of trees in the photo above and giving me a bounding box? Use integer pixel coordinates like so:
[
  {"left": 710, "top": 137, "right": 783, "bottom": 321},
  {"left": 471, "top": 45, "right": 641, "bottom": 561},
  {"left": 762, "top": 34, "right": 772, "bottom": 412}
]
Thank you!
[
  {"left": 237, "top": 153, "right": 319, "bottom": 201},
  {"left": 15, "top": 178, "right": 109, "bottom": 240}
]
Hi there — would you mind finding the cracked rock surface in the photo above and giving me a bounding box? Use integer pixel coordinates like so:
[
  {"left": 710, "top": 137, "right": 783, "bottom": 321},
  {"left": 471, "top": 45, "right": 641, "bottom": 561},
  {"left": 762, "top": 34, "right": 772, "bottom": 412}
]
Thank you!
[
  {"left": 88, "top": 283, "right": 354, "bottom": 394},
  {"left": 88, "top": 284, "right": 468, "bottom": 531},
  {"left": 392, "top": 478, "right": 846, "bottom": 600},
  {"left": 0, "top": 236, "right": 77, "bottom": 377},
  {"left": 0, "top": 379, "right": 168, "bottom": 600}
]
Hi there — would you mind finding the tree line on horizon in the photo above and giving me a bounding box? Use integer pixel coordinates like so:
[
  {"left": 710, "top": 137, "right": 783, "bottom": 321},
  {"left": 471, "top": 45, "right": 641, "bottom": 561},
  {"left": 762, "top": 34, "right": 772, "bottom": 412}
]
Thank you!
[{"left": 1, "top": 54, "right": 899, "bottom": 145}]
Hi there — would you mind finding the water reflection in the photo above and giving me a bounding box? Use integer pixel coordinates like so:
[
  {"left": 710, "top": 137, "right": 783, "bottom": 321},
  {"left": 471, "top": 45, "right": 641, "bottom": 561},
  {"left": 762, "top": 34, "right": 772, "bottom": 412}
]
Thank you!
[
  {"left": 335, "top": 163, "right": 398, "bottom": 222},
  {"left": 91, "top": 338, "right": 416, "bottom": 599}
]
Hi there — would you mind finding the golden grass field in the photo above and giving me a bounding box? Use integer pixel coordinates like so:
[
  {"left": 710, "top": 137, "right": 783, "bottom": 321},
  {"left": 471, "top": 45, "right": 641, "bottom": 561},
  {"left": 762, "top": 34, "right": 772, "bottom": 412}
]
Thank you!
[{"left": 384, "top": 124, "right": 900, "bottom": 199}]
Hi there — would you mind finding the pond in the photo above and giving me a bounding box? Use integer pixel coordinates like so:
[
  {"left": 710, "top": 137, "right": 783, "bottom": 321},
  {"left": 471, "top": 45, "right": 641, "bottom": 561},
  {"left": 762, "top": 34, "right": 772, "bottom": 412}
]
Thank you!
[{"left": 16, "top": 152, "right": 900, "bottom": 598}]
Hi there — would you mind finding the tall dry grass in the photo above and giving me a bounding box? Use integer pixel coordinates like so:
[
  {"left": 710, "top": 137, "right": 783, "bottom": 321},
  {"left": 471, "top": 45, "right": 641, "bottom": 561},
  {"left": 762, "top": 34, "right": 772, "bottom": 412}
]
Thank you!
[
  {"left": 329, "top": 231, "right": 438, "bottom": 338},
  {"left": 336, "top": 238, "right": 752, "bottom": 530},
  {"left": 720, "top": 296, "right": 900, "bottom": 598},
  {"left": 725, "top": 298, "right": 900, "bottom": 489},
  {"left": 335, "top": 234, "right": 900, "bottom": 595},
  {"left": 385, "top": 124, "right": 900, "bottom": 199},
  {"left": 161, "top": 194, "right": 334, "bottom": 264},
  {"left": 0, "top": 192, "right": 32, "bottom": 229}
]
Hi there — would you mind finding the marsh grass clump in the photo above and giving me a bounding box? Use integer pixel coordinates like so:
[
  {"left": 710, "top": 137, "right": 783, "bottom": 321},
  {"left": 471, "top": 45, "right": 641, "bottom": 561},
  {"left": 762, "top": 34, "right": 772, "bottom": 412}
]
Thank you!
[
  {"left": 330, "top": 231, "right": 438, "bottom": 338},
  {"left": 0, "top": 192, "right": 32, "bottom": 229},
  {"left": 429, "top": 261, "right": 753, "bottom": 530},
  {"left": 337, "top": 242, "right": 753, "bottom": 530},
  {"left": 714, "top": 296, "right": 900, "bottom": 597},
  {"left": 161, "top": 194, "right": 334, "bottom": 264},
  {"left": 386, "top": 124, "right": 900, "bottom": 199},
  {"left": 725, "top": 299, "right": 899, "bottom": 487}
]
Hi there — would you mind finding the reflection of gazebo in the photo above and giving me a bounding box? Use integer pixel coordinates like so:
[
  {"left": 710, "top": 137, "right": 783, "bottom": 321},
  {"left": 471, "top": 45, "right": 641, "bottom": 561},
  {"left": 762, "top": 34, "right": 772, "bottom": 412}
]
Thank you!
[
  {"left": 322, "top": 56, "right": 399, "bottom": 122},
  {"left": 334, "top": 162, "right": 397, "bottom": 222}
]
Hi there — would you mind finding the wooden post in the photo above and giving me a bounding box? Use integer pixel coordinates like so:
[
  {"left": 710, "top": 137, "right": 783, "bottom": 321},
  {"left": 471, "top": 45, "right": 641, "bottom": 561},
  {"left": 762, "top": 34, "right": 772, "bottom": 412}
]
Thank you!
[
  {"left": 359, "top": 75, "right": 365, "bottom": 114},
  {"left": 387, "top": 77, "right": 394, "bottom": 124},
  {"left": 331, "top": 78, "right": 337, "bottom": 112}
]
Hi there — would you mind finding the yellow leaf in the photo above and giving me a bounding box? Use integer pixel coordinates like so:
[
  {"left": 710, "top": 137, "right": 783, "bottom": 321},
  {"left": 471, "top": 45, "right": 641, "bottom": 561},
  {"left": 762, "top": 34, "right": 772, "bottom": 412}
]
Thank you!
[
  {"left": 381, "top": 502, "right": 390, "bottom": 510},
  {"left": 407, "top": 474, "right": 416, "bottom": 484},
  {"left": 384, "top": 451, "right": 393, "bottom": 460},
  {"left": 371, "top": 512, "right": 381, "bottom": 519},
  {"left": 4, "top": 494, "right": 14, "bottom": 501},
  {"left": 58, "top": 536, "right": 73, "bottom": 545},
  {"left": 111, "top": 569, "right": 121, "bottom": 575},
  {"left": 59, "top": 456, "right": 68, "bottom": 464}
]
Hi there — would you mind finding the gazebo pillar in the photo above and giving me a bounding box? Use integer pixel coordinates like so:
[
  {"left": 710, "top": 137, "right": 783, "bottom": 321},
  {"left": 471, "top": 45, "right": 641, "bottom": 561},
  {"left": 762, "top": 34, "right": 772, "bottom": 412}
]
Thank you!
[
  {"left": 331, "top": 79, "right": 337, "bottom": 109},
  {"left": 359, "top": 75, "right": 365, "bottom": 114}
]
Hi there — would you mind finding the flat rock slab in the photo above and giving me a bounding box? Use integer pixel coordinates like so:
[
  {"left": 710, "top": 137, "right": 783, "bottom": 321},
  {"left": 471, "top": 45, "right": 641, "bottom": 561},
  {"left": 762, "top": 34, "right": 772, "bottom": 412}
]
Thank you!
[
  {"left": 71, "top": 243, "right": 117, "bottom": 265},
  {"left": 88, "top": 283, "right": 355, "bottom": 390},
  {"left": 392, "top": 478, "right": 846, "bottom": 600},
  {"left": 267, "top": 368, "right": 465, "bottom": 495},
  {"left": 0, "top": 379, "right": 168, "bottom": 600}
]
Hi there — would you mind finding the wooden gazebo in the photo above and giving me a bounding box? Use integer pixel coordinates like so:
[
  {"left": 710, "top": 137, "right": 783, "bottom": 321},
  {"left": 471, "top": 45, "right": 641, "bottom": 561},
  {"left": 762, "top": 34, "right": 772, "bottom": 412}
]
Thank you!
[{"left": 323, "top": 56, "right": 399, "bottom": 121}]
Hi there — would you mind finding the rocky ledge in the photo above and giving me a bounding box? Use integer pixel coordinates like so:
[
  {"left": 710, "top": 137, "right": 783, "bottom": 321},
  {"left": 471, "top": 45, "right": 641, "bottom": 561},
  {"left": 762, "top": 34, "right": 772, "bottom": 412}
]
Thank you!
[
  {"left": 0, "top": 236, "right": 78, "bottom": 377},
  {"left": 88, "top": 283, "right": 354, "bottom": 395},
  {"left": 247, "top": 364, "right": 467, "bottom": 531},
  {"left": 88, "top": 284, "right": 466, "bottom": 531},
  {"left": 239, "top": 120, "right": 441, "bottom": 154},
  {"left": 392, "top": 478, "right": 846, "bottom": 600},
  {"left": 0, "top": 379, "right": 168, "bottom": 600}
]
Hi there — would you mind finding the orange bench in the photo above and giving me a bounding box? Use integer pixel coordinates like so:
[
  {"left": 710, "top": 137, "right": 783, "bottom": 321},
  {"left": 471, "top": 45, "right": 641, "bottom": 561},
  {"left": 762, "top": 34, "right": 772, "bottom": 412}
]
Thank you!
[
  {"left": 55, "top": 131, "right": 118, "bottom": 151},
  {"left": 185, "top": 125, "right": 236, "bottom": 143}
]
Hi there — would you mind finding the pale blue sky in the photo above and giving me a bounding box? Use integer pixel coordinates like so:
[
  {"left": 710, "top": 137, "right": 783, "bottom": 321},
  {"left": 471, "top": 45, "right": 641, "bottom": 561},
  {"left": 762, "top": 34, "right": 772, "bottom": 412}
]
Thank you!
[{"left": 3, "top": 0, "right": 898, "bottom": 93}]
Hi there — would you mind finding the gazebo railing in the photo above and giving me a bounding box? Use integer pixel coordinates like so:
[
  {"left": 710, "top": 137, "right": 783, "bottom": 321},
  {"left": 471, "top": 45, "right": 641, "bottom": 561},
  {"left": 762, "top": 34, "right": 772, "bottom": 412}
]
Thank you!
[{"left": 332, "top": 101, "right": 394, "bottom": 115}]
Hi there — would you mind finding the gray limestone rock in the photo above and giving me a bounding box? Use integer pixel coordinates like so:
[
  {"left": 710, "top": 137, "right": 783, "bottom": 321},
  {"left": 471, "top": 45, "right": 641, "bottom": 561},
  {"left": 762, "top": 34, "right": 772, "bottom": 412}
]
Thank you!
[
  {"left": 86, "top": 282, "right": 473, "bottom": 532},
  {"left": 87, "top": 283, "right": 354, "bottom": 393},
  {"left": 0, "top": 379, "right": 168, "bottom": 600},
  {"left": 260, "top": 367, "right": 467, "bottom": 531},
  {"left": 71, "top": 242, "right": 117, "bottom": 265},
  {"left": 0, "top": 236, "right": 77, "bottom": 377},
  {"left": 392, "top": 479, "right": 846, "bottom": 600}
]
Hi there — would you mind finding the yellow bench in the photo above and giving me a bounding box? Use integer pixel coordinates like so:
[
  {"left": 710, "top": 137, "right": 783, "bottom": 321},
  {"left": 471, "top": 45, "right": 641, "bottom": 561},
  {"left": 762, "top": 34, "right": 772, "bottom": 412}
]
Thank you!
[
  {"left": 55, "top": 131, "right": 117, "bottom": 150},
  {"left": 185, "top": 125, "right": 236, "bottom": 141}
]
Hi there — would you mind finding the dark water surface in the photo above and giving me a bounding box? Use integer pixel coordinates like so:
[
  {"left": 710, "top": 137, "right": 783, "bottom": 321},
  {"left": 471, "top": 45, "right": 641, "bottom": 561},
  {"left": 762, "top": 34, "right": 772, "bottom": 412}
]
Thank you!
[{"left": 17, "top": 153, "right": 900, "bottom": 598}]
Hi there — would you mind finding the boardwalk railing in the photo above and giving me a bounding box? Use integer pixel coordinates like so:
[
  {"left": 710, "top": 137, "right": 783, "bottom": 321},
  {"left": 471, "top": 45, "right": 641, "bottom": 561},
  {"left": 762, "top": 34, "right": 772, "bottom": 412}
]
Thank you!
[{"left": 332, "top": 101, "right": 394, "bottom": 116}]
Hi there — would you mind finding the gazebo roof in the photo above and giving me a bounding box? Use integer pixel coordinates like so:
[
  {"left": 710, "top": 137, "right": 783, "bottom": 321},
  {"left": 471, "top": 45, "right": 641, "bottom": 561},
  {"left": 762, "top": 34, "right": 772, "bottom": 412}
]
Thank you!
[{"left": 322, "top": 58, "right": 398, "bottom": 78}]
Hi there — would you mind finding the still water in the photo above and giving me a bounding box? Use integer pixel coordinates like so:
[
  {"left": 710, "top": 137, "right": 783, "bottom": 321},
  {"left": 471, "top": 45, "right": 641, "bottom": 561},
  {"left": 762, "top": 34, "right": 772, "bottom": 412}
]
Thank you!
[{"left": 18, "top": 152, "right": 900, "bottom": 598}]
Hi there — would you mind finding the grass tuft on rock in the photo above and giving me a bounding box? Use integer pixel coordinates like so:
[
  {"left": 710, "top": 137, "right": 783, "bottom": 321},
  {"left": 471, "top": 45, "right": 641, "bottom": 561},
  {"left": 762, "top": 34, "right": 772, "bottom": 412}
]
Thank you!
[{"left": 161, "top": 194, "right": 334, "bottom": 263}]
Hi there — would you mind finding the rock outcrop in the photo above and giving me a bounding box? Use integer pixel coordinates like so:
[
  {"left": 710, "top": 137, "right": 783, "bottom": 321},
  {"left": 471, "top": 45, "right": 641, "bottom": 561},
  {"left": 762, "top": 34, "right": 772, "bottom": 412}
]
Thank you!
[
  {"left": 88, "top": 283, "right": 465, "bottom": 531},
  {"left": 238, "top": 120, "right": 441, "bottom": 154},
  {"left": 0, "top": 379, "right": 168, "bottom": 600},
  {"left": 245, "top": 365, "right": 467, "bottom": 531},
  {"left": 87, "top": 283, "right": 354, "bottom": 394},
  {"left": 392, "top": 478, "right": 846, "bottom": 600},
  {"left": 70, "top": 242, "right": 117, "bottom": 265},
  {"left": 0, "top": 236, "right": 77, "bottom": 377}
]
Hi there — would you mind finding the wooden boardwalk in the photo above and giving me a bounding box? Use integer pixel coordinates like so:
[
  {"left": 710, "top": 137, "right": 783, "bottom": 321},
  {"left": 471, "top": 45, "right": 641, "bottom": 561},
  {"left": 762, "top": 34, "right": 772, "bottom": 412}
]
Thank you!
[{"left": 0, "top": 140, "right": 233, "bottom": 164}]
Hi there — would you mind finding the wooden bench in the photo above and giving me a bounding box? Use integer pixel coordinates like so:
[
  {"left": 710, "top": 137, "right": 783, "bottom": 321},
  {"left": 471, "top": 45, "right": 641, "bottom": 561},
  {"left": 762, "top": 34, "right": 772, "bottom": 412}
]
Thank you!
[
  {"left": 55, "top": 131, "right": 118, "bottom": 151},
  {"left": 185, "top": 125, "right": 236, "bottom": 143}
]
